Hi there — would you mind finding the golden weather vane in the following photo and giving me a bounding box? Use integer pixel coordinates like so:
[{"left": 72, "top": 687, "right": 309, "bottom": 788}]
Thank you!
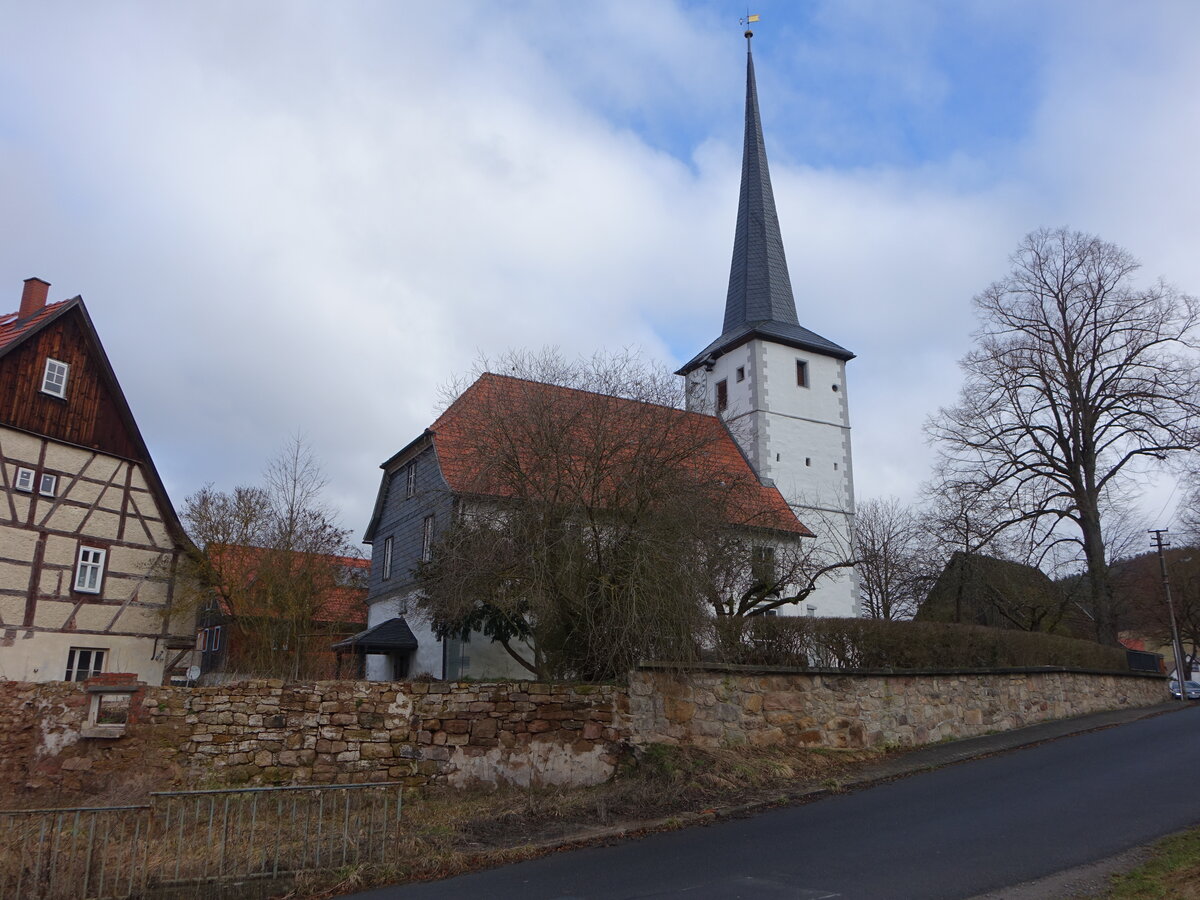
[{"left": 740, "top": 12, "right": 760, "bottom": 40}]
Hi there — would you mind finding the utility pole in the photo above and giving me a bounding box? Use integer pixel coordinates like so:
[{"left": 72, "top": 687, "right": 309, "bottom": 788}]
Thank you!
[{"left": 1150, "top": 529, "right": 1189, "bottom": 700}]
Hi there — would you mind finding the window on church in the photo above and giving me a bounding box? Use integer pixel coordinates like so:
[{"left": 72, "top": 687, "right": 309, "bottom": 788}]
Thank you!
[
  {"left": 796, "top": 360, "right": 808, "bottom": 388},
  {"left": 421, "top": 515, "right": 435, "bottom": 562},
  {"left": 716, "top": 379, "right": 728, "bottom": 412},
  {"left": 736, "top": 367, "right": 745, "bottom": 382},
  {"left": 382, "top": 536, "right": 394, "bottom": 580},
  {"left": 752, "top": 546, "right": 775, "bottom": 585},
  {"left": 405, "top": 462, "right": 416, "bottom": 498}
]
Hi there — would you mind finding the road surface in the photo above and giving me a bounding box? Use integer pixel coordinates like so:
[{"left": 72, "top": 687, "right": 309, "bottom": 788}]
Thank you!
[{"left": 353, "top": 704, "right": 1200, "bottom": 899}]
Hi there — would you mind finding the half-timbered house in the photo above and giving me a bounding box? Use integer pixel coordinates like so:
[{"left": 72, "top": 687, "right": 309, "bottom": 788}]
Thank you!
[{"left": 0, "top": 278, "right": 196, "bottom": 683}]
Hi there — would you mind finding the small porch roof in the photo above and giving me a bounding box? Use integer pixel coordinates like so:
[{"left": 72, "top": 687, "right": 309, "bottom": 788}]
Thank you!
[{"left": 331, "top": 617, "right": 419, "bottom": 654}]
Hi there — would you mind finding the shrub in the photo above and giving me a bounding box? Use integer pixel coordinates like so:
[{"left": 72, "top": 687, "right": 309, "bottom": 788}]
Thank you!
[{"left": 713, "top": 617, "right": 1129, "bottom": 672}]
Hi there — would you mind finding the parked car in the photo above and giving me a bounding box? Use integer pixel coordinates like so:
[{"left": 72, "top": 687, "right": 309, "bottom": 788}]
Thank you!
[{"left": 1168, "top": 680, "right": 1200, "bottom": 700}]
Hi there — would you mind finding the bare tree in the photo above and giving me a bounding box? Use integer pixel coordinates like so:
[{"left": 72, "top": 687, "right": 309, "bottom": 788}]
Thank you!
[
  {"left": 927, "top": 228, "right": 1200, "bottom": 644},
  {"left": 415, "top": 350, "right": 848, "bottom": 680},
  {"left": 854, "top": 497, "right": 929, "bottom": 621},
  {"left": 181, "top": 436, "right": 363, "bottom": 679}
]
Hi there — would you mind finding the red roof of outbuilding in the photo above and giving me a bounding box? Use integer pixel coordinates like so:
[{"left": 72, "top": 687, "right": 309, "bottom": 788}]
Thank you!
[
  {"left": 207, "top": 544, "right": 369, "bottom": 626},
  {"left": 427, "top": 373, "right": 811, "bottom": 536}
]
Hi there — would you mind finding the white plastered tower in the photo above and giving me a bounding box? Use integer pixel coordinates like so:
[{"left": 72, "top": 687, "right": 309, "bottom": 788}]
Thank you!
[{"left": 678, "top": 32, "right": 858, "bottom": 617}]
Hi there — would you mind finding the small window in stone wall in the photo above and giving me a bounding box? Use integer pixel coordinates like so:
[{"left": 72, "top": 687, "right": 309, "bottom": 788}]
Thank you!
[
  {"left": 82, "top": 682, "right": 139, "bottom": 739},
  {"left": 716, "top": 379, "right": 728, "bottom": 412},
  {"left": 736, "top": 366, "right": 745, "bottom": 382}
]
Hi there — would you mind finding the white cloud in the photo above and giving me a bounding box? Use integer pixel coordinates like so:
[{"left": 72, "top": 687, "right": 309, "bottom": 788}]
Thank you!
[{"left": 2, "top": 0, "right": 1198, "bottom": 545}]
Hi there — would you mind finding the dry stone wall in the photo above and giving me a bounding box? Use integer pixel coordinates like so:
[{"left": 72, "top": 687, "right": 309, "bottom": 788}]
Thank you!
[
  {"left": 627, "top": 665, "right": 1167, "bottom": 750},
  {"left": 0, "top": 678, "right": 627, "bottom": 801},
  {"left": 0, "top": 666, "right": 1168, "bottom": 801}
]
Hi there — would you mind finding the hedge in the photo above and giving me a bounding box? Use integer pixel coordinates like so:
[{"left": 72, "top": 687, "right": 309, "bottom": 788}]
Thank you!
[{"left": 712, "top": 617, "right": 1130, "bottom": 672}]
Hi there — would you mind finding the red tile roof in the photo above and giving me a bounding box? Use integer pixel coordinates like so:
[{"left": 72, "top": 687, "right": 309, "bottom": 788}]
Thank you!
[
  {"left": 0, "top": 299, "right": 70, "bottom": 354},
  {"left": 207, "top": 544, "right": 369, "bottom": 626},
  {"left": 429, "top": 373, "right": 811, "bottom": 536}
]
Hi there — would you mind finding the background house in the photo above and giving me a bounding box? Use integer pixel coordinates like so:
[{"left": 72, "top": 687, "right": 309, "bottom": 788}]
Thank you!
[
  {"left": 194, "top": 543, "right": 368, "bottom": 681},
  {"left": 0, "top": 278, "right": 196, "bottom": 683}
]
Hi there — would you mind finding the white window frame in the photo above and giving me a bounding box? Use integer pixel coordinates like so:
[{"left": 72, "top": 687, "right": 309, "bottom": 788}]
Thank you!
[
  {"left": 382, "top": 535, "right": 394, "bottom": 580},
  {"left": 421, "top": 515, "right": 434, "bottom": 562},
  {"left": 14, "top": 467, "right": 35, "bottom": 492},
  {"left": 41, "top": 358, "right": 69, "bottom": 398},
  {"left": 65, "top": 647, "right": 106, "bottom": 681},
  {"left": 74, "top": 546, "right": 107, "bottom": 594},
  {"left": 405, "top": 462, "right": 416, "bottom": 498},
  {"left": 38, "top": 472, "right": 57, "bottom": 497}
]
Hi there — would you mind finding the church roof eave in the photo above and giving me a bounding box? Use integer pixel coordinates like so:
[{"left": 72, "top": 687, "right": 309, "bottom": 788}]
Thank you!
[{"left": 676, "top": 321, "right": 854, "bottom": 376}]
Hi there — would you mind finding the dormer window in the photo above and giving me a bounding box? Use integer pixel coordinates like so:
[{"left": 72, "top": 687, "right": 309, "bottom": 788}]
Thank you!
[{"left": 42, "top": 359, "right": 69, "bottom": 398}]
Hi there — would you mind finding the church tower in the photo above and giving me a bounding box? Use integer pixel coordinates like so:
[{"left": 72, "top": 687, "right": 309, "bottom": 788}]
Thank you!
[{"left": 677, "top": 30, "right": 859, "bottom": 617}]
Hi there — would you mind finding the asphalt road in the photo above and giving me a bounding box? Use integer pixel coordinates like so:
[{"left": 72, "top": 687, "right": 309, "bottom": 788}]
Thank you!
[{"left": 354, "top": 704, "right": 1200, "bottom": 899}]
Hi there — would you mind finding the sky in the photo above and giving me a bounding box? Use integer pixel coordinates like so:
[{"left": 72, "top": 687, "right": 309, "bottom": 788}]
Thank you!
[{"left": 2, "top": 0, "right": 1199, "bottom": 551}]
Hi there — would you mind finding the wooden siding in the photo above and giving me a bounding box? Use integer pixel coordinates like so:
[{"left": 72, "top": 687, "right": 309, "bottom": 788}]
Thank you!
[
  {"left": 0, "top": 308, "right": 141, "bottom": 460},
  {"left": 366, "top": 445, "right": 454, "bottom": 601}
]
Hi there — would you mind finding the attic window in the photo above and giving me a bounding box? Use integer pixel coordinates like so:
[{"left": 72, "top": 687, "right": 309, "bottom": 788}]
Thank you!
[
  {"left": 41, "top": 359, "right": 69, "bottom": 398},
  {"left": 716, "top": 379, "right": 728, "bottom": 412}
]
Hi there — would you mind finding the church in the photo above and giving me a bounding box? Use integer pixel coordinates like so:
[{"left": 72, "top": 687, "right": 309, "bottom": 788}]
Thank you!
[{"left": 348, "top": 32, "right": 859, "bottom": 680}]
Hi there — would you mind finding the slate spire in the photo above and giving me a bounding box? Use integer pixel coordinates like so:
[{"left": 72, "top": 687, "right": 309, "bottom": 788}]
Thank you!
[
  {"left": 722, "top": 34, "right": 799, "bottom": 333},
  {"left": 676, "top": 31, "right": 852, "bottom": 377}
]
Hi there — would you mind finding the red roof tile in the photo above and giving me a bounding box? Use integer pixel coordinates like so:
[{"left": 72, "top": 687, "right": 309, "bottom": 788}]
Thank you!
[
  {"left": 207, "top": 544, "right": 369, "bottom": 626},
  {"left": 429, "top": 373, "right": 811, "bottom": 536},
  {"left": 0, "top": 299, "right": 70, "bottom": 355}
]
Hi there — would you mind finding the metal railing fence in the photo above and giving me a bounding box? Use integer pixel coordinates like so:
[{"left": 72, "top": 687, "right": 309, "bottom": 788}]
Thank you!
[{"left": 0, "top": 782, "right": 403, "bottom": 900}]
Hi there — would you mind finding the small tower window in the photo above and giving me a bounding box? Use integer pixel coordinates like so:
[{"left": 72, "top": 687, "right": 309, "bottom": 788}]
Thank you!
[
  {"left": 405, "top": 462, "right": 416, "bottom": 498},
  {"left": 42, "top": 359, "right": 69, "bottom": 398},
  {"left": 796, "top": 360, "right": 808, "bottom": 388},
  {"left": 716, "top": 379, "right": 728, "bottom": 412},
  {"left": 382, "top": 536, "right": 394, "bottom": 580},
  {"left": 805, "top": 458, "right": 811, "bottom": 467},
  {"left": 736, "top": 366, "right": 745, "bottom": 383}
]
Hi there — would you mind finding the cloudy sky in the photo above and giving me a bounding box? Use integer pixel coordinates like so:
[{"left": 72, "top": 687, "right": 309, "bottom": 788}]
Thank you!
[{"left": 3, "top": 0, "right": 1199, "bottom": 548}]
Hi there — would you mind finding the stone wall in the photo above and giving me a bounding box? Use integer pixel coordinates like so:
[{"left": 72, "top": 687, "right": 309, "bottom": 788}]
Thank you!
[
  {"left": 0, "top": 666, "right": 1169, "bottom": 801},
  {"left": 0, "top": 678, "right": 627, "bottom": 801},
  {"left": 627, "top": 665, "right": 1168, "bottom": 750}
]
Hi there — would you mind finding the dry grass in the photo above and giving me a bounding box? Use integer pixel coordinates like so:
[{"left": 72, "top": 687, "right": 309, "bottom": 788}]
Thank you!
[
  {"left": 2, "top": 743, "right": 886, "bottom": 899},
  {"left": 285, "top": 742, "right": 883, "bottom": 897}
]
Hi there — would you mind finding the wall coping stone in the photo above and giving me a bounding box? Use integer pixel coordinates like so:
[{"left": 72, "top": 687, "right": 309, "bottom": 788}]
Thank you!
[{"left": 636, "top": 661, "right": 1166, "bottom": 680}]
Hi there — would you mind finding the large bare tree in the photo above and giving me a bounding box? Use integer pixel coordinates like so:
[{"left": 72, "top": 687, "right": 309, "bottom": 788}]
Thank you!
[{"left": 928, "top": 228, "right": 1200, "bottom": 644}]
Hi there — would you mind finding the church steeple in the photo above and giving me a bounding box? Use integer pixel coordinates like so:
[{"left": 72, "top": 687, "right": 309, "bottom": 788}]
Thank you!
[
  {"left": 723, "top": 33, "right": 798, "bottom": 334},
  {"left": 678, "top": 33, "right": 852, "bottom": 376}
]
